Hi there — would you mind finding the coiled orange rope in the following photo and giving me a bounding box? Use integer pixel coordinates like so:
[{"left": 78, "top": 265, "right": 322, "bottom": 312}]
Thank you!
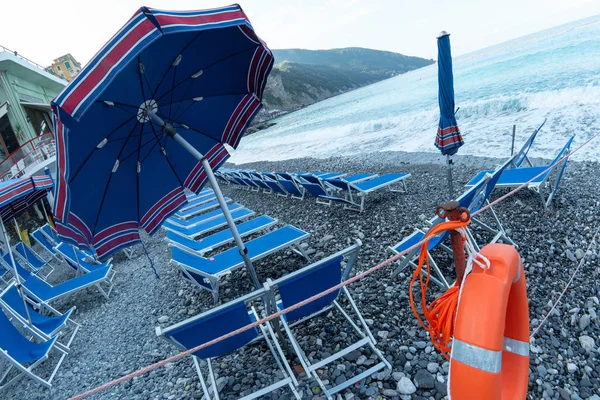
[{"left": 409, "top": 218, "right": 470, "bottom": 360}]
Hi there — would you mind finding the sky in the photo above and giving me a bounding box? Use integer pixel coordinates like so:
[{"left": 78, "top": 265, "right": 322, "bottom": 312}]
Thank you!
[{"left": 1, "top": 0, "right": 599, "bottom": 67}]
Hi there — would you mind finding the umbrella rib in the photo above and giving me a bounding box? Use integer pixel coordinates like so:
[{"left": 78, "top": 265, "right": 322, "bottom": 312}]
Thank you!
[
  {"left": 172, "top": 101, "right": 196, "bottom": 123},
  {"left": 120, "top": 135, "right": 158, "bottom": 163},
  {"left": 174, "top": 92, "right": 250, "bottom": 104},
  {"left": 108, "top": 131, "right": 155, "bottom": 143},
  {"left": 91, "top": 121, "right": 140, "bottom": 235},
  {"left": 139, "top": 137, "right": 161, "bottom": 164},
  {"left": 163, "top": 116, "right": 220, "bottom": 144},
  {"left": 151, "top": 31, "right": 205, "bottom": 99},
  {"left": 155, "top": 45, "right": 259, "bottom": 103},
  {"left": 168, "top": 65, "right": 177, "bottom": 121},
  {"left": 68, "top": 114, "right": 138, "bottom": 184},
  {"left": 147, "top": 121, "right": 184, "bottom": 186}
]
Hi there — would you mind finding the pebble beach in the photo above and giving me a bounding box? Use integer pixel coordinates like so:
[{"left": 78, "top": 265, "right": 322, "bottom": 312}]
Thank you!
[{"left": 4, "top": 151, "right": 600, "bottom": 400}]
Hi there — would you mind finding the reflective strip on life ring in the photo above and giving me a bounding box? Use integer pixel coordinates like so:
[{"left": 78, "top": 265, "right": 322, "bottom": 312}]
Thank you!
[{"left": 449, "top": 243, "right": 530, "bottom": 400}]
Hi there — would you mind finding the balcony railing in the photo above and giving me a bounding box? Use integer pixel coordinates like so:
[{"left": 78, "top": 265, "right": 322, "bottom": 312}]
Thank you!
[{"left": 0, "top": 133, "right": 56, "bottom": 181}]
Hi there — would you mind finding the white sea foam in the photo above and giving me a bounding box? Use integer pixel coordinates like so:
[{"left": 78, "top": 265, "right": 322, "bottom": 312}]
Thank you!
[{"left": 231, "top": 16, "right": 600, "bottom": 165}]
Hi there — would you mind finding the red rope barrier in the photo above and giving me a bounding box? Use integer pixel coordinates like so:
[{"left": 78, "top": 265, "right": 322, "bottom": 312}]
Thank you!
[{"left": 70, "top": 130, "right": 599, "bottom": 399}]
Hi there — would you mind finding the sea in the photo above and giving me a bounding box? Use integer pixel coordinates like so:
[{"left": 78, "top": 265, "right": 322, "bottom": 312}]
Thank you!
[{"left": 231, "top": 15, "right": 600, "bottom": 164}]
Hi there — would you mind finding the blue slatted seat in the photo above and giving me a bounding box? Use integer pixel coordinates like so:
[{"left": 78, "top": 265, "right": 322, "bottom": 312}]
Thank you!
[
  {"left": 166, "top": 215, "right": 277, "bottom": 255},
  {"left": 0, "top": 311, "right": 65, "bottom": 389},
  {"left": 167, "top": 203, "right": 243, "bottom": 228},
  {"left": 163, "top": 208, "right": 255, "bottom": 239},
  {"left": 174, "top": 198, "right": 231, "bottom": 220},
  {"left": 172, "top": 225, "right": 309, "bottom": 303},
  {"left": 0, "top": 282, "right": 80, "bottom": 351},
  {"left": 157, "top": 288, "right": 300, "bottom": 399}
]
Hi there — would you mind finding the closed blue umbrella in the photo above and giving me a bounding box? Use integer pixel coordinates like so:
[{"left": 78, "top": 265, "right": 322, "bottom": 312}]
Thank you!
[
  {"left": 434, "top": 31, "right": 463, "bottom": 198},
  {"left": 51, "top": 5, "right": 273, "bottom": 289}
]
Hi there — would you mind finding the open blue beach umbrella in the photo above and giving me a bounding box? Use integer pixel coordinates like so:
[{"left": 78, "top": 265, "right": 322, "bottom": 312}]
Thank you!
[
  {"left": 434, "top": 31, "right": 463, "bottom": 198},
  {"left": 51, "top": 5, "right": 273, "bottom": 288},
  {"left": 0, "top": 175, "right": 54, "bottom": 324}
]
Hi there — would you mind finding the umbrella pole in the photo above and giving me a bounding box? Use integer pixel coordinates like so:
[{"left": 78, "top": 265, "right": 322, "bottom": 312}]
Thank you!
[
  {"left": 40, "top": 199, "right": 50, "bottom": 224},
  {"left": 0, "top": 217, "right": 32, "bottom": 324},
  {"left": 146, "top": 110, "right": 261, "bottom": 290},
  {"left": 171, "top": 133, "right": 262, "bottom": 291},
  {"left": 446, "top": 155, "right": 455, "bottom": 199}
]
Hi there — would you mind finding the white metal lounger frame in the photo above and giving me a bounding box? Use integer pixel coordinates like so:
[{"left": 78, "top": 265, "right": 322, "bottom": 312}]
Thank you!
[
  {"left": 156, "top": 288, "right": 301, "bottom": 400},
  {"left": 0, "top": 282, "right": 81, "bottom": 353},
  {"left": 0, "top": 338, "right": 67, "bottom": 390},
  {"left": 171, "top": 229, "right": 310, "bottom": 304},
  {"left": 166, "top": 218, "right": 279, "bottom": 257},
  {"left": 264, "top": 241, "right": 391, "bottom": 399}
]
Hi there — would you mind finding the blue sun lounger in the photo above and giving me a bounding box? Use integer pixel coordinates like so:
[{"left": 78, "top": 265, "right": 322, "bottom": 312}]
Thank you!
[
  {"left": 264, "top": 242, "right": 390, "bottom": 399},
  {"left": 167, "top": 203, "right": 244, "bottom": 228},
  {"left": 166, "top": 216, "right": 278, "bottom": 256},
  {"left": 54, "top": 242, "right": 113, "bottom": 274},
  {"left": 40, "top": 224, "right": 60, "bottom": 244},
  {"left": 22, "top": 264, "right": 115, "bottom": 309},
  {"left": 30, "top": 229, "right": 62, "bottom": 261},
  {"left": 14, "top": 242, "right": 54, "bottom": 279},
  {"left": 467, "top": 136, "right": 574, "bottom": 208},
  {"left": 0, "top": 282, "right": 80, "bottom": 352},
  {"left": 177, "top": 194, "right": 218, "bottom": 213},
  {"left": 171, "top": 225, "right": 310, "bottom": 303},
  {"left": 1, "top": 253, "right": 38, "bottom": 281},
  {"left": 164, "top": 208, "right": 255, "bottom": 239},
  {"left": 390, "top": 157, "right": 515, "bottom": 288},
  {"left": 174, "top": 198, "right": 232, "bottom": 220},
  {"left": 510, "top": 119, "right": 547, "bottom": 169},
  {"left": 262, "top": 173, "right": 288, "bottom": 196},
  {"left": 157, "top": 287, "right": 300, "bottom": 399},
  {"left": 305, "top": 173, "right": 411, "bottom": 212},
  {"left": 275, "top": 173, "right": 305, "bottom": 200},
  {"left": 0, "top": 311, "right": 67, "bottom": 390}
]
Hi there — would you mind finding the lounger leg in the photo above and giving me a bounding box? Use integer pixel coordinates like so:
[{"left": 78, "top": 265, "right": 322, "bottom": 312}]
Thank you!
[
  {"left": 193, "top": 357, "right": 212, "bottom": 400},
  {"left": 291, "top": 244, "right": 310, "bottom": 261},
  {"left": 207, "top": 359, "right": 220, "bottom": 400},
  {"left": 391, "top": 248, "right": 417, "bottom": 278},
  {"left": 341, "top": 288, "right": 378, "bottom": 346},
  {"left": 280, "top": 318, "right": 311, "bottom": 376}
]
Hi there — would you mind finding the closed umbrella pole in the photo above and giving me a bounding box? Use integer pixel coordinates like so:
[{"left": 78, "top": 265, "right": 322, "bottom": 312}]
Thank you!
[
  {"left": 146, "top": 110, "right": 261, "bottom": 290},
  {"left": 435, "top": 31, "right": 464, "bottom": 200},
  {"left": 446, "top": 155, "right": 454, "bottom": 199}
]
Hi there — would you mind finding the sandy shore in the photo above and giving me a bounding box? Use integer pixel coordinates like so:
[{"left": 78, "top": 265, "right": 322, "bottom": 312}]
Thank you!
[{"left": 4, "top": 151, "right": 600, "bottom": 400}]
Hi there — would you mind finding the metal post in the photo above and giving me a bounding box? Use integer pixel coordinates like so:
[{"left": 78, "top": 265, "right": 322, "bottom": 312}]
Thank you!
[
  {"left": 436, "top": 201, "right": 468, "bottom": 284},
  {"left": 511, "top": 125, "right": 516, "bottom": 156},
  {"left": 0, "top": 217, "right": 32, "bottom": 324},
  {"left": 446, "top": 155, "right": 455, "bottom": 200},
  {"left": 40, "top": 199, "right": 50, "bottom": 224},
  {"left": 146, "top": 111, "right": 261, "bottom": 291}
]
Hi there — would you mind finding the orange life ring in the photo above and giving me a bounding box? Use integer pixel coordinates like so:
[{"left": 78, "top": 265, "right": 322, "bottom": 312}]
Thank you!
[{"left": 449, "top": 243, "right": 530, "bottom": 400}]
